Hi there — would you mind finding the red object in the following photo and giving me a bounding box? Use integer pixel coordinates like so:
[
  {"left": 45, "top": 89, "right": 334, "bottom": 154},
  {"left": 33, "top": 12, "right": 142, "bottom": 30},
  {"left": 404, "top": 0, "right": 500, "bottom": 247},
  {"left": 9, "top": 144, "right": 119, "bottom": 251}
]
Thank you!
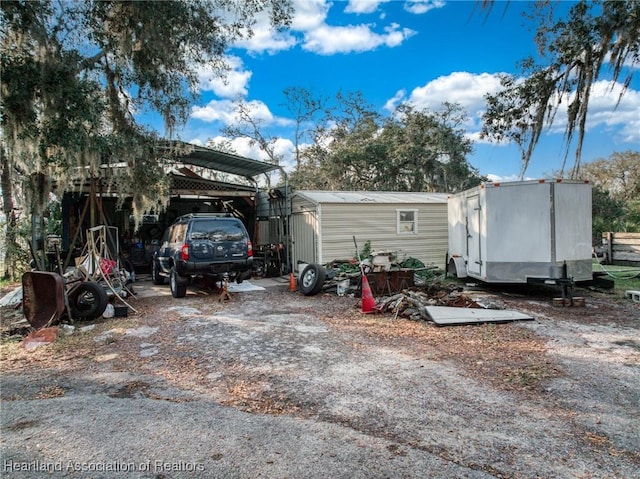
[
  {"left": 23, "top": 327, "right": 58, "bottom": 349},
  {"left": 181, "top": 243, "right": 189, "bottom": 261},
  {"left": 361, "top": 273, "right": 376, "bottom": 314},
  {"left": 289, "top": 272, "right": 297, "bottom": 292},
  {"left": 100, "top": 258, "right": 117, "bottom": 275}
]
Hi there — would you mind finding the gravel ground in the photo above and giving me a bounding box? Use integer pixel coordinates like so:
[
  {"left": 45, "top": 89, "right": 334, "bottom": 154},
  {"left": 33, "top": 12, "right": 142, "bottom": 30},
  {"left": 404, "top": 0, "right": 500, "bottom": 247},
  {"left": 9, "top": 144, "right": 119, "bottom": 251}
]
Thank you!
[{"left": 1, "top": 277, "right": 639, "bottom": 478}]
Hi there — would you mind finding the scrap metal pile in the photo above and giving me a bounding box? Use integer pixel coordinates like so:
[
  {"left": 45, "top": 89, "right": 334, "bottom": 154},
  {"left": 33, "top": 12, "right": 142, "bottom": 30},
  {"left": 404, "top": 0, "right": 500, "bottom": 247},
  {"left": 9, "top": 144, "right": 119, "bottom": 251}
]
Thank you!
[{"left": 14, "top": 225, "right": 136, "bottom": 331}]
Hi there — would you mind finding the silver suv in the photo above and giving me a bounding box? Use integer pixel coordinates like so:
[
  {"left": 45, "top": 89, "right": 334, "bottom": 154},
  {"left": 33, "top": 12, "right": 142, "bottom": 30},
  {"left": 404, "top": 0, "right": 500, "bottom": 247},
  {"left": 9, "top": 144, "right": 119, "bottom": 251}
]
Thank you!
[{"left": 151, "top": 213, "right": 253, "bottom": 297}]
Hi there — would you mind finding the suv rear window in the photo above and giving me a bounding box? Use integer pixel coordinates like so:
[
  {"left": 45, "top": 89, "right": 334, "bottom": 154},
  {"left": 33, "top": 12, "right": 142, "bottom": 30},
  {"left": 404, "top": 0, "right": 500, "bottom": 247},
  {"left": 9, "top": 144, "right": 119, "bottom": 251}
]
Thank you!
[{"left": 188, "top": 219, "right": 246, "bottom": 241}]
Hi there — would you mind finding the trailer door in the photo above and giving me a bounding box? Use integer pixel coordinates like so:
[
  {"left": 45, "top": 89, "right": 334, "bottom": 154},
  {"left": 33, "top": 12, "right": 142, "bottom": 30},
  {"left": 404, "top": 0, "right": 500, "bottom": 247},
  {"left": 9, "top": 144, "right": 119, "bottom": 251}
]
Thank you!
[{"left": 466, "top": 195, "right": 482, "bottom": 276}]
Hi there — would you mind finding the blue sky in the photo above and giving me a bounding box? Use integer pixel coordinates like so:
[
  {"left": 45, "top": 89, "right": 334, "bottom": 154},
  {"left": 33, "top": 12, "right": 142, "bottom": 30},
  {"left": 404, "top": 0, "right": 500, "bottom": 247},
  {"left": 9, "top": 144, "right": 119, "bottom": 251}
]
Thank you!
[{"left": 147, "top": 0, "right": 640, "bottom": 184}]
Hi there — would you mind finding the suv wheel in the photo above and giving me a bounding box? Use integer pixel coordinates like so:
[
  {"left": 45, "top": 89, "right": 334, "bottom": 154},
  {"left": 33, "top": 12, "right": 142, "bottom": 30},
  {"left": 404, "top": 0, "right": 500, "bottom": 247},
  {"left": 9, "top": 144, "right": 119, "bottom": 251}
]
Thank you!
[
  {"left": 170, "top": 267, "right": 187, "bottom": 298},
  {"left": 151, "top": 260, "right": 165, "bottom": 285}
]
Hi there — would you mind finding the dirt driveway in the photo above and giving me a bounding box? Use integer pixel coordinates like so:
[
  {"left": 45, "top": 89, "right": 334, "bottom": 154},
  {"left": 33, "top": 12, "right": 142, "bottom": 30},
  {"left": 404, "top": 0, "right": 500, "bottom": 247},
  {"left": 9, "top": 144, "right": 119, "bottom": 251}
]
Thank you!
[{"left": 1, "top": 277, "right": 639, "bottom": 478}]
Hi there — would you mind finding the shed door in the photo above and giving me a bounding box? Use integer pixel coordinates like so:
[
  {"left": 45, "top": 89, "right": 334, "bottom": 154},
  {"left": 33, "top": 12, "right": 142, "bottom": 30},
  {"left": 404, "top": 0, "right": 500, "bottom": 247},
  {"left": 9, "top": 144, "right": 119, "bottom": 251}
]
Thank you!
[
  {"left": 466, "top": 195, "right": 482, "bottom": 276},
  {"left": 291, "top": 211, "right": 317, "bottom": 266}
]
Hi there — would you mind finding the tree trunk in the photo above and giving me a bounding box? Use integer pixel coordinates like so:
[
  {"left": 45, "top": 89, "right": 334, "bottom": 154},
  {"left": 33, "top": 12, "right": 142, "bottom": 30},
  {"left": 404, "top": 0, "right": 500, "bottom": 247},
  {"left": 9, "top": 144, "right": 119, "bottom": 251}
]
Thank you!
[{"left": 0, "top": 146, "right": 20, "bottom": 280}]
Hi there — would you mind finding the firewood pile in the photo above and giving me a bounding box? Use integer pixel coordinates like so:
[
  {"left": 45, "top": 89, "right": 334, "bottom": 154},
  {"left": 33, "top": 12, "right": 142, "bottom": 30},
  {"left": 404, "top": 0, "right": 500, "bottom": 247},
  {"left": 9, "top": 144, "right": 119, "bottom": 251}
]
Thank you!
[{"left": 377, "top": 283, "right": 495, "bottom": 321}]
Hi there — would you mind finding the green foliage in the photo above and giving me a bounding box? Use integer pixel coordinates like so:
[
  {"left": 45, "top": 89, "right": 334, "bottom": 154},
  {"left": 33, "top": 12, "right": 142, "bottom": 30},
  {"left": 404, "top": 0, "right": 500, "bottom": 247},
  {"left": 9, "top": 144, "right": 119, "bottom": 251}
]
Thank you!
[
  {"left": 0, "top": 0, "right": 292, "bottom": 278},
  {"left": 290, "top": 97, "right": 485, "bottom": 193},
  {"left": 357, "top": 240, "right": 372, "bottom": 261},
  {"left": 481, "top": 1, "right": 640, "bottom": 178},
  {"left": 583, "top": 151, "right": 640, "bottom": 238},
  {"left": 592, "top": 187, "right": 626, "bottom": 242}
]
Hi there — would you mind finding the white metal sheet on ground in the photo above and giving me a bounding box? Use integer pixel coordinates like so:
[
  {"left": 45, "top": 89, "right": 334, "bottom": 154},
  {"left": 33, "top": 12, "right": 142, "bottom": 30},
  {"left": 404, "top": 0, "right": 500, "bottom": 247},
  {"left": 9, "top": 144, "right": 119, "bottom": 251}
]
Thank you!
[
  {"left": 227, "top": 281, "right": 266, "bottom": 293},
  {"left": 425, "top": 306, "right": 534, "bottom": 326}
]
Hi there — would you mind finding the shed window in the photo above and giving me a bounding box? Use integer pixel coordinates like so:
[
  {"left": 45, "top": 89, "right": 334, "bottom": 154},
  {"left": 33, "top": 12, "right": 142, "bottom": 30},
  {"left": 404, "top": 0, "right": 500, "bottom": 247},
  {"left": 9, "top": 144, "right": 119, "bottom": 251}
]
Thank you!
[{"left": 397, "top": 209, "right": 418, "bottom": 234}]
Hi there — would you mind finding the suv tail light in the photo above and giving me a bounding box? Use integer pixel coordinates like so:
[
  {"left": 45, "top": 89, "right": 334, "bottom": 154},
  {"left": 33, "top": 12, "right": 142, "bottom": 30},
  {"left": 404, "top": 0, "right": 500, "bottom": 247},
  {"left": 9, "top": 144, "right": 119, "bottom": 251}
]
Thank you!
[
  {"left": 181, "top": 243, "right": 189, "bottom": 261},
  {"left": 247, "top": 240, "right": 253, "bottom": 257}
]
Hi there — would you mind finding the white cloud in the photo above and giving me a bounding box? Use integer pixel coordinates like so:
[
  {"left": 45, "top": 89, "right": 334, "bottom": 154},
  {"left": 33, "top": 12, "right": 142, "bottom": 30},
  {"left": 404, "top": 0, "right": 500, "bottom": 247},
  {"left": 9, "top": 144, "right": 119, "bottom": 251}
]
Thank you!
[
  {"left": 485, "top": 173, "right": 529, "bottom": 183},
  {"left": 384, "top": 89, "right": 406, "bottom": 112},
  {"left": 191, "top": 99, "right": 271, "bottom": 125},
  {"left": 190, "top": 99, "right": 293, "bottom": 130},
  {"left": 233, "top": 0, "right": 325, "bottom": 54},
  {"left": 404, "top": 0, "right": 446, "bottom": 15},
  {"left": 187, "top": 137, "right": 204, "bottom": 147},
  {"left": 397, "top": 72, "right": 640, "bottom": 147},
  {"left": 196, "top": 56, "right": 252, "bottom": 98},
  {"left": 407, "top": 71, "right": 504, "bottom": 113},
  {"left": 557, "top": 80, "right": 640, "bottom": 143},
  {"left": 233, "top": 0, "right": 418, "bottom": 56},
  {"left": 234, "top": 27, "right": 298, "bottom": 55},
  {"left": 345, "top": 0, "right": 390, "bottom": 14},
  {"left": 292, "top": 0, "right": 331, "bottom": 30},
  {"left": 397, "top": 71, "right": 505, "bottom": 132},
  {"left": 303, "top": 22, "right": 416, "bottom": 55}
]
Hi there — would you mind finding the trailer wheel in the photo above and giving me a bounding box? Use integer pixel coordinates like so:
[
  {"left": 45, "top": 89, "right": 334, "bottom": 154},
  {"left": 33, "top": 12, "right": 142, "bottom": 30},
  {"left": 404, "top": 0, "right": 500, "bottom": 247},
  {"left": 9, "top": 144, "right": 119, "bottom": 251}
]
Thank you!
[
  {"left": 68, "top": 281, "right": 109, "bottom": 320},
  {"left": 299, "top": 264, "right": 326, "bottom": 296}
]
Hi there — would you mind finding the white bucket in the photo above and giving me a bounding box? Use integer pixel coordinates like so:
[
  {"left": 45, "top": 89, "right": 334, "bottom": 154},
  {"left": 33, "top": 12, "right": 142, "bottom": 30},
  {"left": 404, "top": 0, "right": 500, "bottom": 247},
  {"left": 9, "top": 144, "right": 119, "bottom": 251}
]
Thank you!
[{"left": 337, "top": 279, "right": 350, "bottom": 296}]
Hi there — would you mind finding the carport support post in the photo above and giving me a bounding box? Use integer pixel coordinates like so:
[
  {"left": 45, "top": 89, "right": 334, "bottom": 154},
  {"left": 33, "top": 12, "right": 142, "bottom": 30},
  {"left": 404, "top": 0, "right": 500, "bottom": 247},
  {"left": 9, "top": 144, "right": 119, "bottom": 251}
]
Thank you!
[{"left": 276, "top": 165, "right": 292, "bottom": 275}]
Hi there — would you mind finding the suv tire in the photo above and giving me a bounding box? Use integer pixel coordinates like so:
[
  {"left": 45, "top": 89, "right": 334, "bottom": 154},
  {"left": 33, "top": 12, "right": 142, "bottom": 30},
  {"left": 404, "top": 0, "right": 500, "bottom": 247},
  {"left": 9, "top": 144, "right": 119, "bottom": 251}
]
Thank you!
[
  {"left": 170, "top": 267, "right": 187, "bottom": 298},
  {"left": 151, "top": 260, "right": 165, "bottom": 285}
]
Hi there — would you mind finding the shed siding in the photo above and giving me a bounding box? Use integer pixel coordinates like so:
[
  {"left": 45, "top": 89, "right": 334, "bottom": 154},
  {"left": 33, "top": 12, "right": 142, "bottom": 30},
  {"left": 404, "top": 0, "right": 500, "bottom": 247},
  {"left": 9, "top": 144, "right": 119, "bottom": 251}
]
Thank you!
[
  {"left": 291, "top": 212, "right": 318, "bottom": 267},
  {"left": 290, "top": 195, "right": 319, "bottom": 267},
  {"left": 318, "top": 203, "right": 447, "bottom": 267}
]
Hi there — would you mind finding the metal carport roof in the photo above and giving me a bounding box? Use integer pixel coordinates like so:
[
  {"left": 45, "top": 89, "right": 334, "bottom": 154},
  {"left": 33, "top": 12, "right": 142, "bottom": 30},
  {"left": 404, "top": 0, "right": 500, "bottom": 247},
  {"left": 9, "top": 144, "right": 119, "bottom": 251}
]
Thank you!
[{"left": 168, "top": 141, "right": 280, "bottom": 179}]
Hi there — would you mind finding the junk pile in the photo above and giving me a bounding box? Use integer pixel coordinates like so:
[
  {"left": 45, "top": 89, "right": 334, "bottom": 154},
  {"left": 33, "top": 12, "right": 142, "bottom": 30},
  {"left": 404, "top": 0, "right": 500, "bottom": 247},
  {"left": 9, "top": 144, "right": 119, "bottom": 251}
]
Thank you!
[
  {"left": 374, "top": 283, "right": 534, "bottom": 326},
  {"left": 3, "top": 225, "right": 137, "bottom": 338},
  {"left": 376, "top": 284, "right": 488, "bottom": 321},
  {"left": 298, "top": 255, "right": 441, "bottom": 298}
]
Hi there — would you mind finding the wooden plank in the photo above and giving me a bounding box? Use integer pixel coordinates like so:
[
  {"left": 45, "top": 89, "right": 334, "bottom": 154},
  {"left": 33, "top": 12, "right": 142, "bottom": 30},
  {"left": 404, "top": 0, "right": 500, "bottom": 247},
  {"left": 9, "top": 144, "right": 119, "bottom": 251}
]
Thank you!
[
  {"left": 612, "top": 252, "right": 640, "bottom": 262},
  {"left": 610, "top": 233, "right": 640, "bottom": 240},
  {"left": 611, "top": 239, "right": 640, "bottom": 247}
]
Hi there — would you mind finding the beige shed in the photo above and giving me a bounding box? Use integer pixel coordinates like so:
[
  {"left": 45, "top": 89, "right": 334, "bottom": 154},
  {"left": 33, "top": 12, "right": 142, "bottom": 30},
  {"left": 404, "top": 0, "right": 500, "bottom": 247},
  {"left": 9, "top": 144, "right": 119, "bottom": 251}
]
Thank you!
[{"left": 290, "top": 190, "right": 449, "bottom": 270}]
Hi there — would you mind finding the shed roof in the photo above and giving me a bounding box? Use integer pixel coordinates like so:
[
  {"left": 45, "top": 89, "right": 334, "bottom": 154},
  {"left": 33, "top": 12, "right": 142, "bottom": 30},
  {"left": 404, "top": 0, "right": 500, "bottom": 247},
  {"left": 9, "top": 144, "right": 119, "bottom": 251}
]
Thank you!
[{"left": 294, "top": 190, "right": 448, "bottom": 204}]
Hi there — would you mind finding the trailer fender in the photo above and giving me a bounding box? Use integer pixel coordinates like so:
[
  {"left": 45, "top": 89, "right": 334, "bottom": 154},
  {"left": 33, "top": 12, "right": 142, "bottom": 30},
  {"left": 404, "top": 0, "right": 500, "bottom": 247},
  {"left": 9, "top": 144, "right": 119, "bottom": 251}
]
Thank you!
[{"left": 447, "top": 256, "right": 468, "bottom": 279}]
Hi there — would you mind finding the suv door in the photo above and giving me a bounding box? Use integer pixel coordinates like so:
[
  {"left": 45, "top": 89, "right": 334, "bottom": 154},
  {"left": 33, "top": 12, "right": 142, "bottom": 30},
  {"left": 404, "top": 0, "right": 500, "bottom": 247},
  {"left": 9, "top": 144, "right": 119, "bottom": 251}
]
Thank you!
[{"left": 158, "top": 222, "right": 186, "bottom": 273}]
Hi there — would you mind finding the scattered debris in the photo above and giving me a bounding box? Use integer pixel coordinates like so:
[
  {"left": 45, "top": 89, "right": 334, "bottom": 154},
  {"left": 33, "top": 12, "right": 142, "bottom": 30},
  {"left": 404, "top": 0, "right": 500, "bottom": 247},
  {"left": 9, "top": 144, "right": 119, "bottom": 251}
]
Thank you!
[
  {"left": 376, "top": 284, "right": 487, "bottom": 321},
  {"left": 22, "top": 327, "right": 59, "bottom": 349},
  {"left": 626, "top": 290, "right": 640, "bottom": 303},
  {"left": 552, "top": 296, "right": 586, "bottom": 307},
  {"left": 0, "top": 286, "right": 22, "bottom": 308}
]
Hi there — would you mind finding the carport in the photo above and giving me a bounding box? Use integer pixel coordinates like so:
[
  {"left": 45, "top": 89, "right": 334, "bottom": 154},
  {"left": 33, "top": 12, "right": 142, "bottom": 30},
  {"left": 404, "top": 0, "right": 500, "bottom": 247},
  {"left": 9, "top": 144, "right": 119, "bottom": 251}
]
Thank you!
[{"left": 59, "top": 142, "right": 281, "bottom": 272}]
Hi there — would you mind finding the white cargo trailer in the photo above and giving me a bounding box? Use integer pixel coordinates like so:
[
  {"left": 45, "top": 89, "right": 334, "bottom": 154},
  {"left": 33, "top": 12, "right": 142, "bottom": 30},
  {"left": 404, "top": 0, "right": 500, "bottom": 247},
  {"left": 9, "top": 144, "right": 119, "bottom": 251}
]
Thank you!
[{"left": 447, "top": 180, "right": 592, "bottom": 284}]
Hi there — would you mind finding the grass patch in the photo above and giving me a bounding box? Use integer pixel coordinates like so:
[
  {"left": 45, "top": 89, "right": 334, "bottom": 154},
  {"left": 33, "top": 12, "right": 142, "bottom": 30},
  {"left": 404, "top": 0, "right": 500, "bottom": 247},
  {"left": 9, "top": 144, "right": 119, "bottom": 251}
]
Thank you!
[{"left": 592, "top": 259, "right": 640, "bottom": 296}]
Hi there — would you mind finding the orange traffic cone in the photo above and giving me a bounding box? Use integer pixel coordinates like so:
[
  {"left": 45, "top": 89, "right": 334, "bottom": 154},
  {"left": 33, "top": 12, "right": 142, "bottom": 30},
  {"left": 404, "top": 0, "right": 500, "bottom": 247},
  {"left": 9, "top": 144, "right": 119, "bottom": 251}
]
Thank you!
[
  {"left": 360, "top": 273, "right": 376, "bottom": 313},
  {"left": 289, "top": 272, "right": 297, "bottom": 292}
]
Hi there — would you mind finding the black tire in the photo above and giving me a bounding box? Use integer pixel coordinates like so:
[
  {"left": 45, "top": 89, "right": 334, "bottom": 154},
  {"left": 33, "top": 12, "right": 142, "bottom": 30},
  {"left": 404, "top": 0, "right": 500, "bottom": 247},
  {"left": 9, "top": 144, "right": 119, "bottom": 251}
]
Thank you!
[
  {"left": 170, "top": 267, "right": 187, "bottom": 298},
  {"left": 151, "top": 260, "right": 165, "bottom": 285},
  {"left": 299, "top": 264, "right": 326, "bottom": 296},
  {"left": 68, "top": 281, "right": 109, "bottom": 320},
  {"left": 236, "top": 274, "right": 244, "bottom": 284}
]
